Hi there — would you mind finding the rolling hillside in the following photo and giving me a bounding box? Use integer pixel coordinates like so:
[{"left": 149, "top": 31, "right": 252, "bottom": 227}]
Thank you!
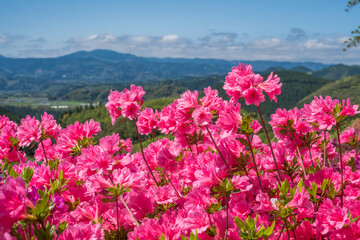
[
  {"left": 310, "top": 64, "right": 360, "bottom": 80},
  {"left": 297, "top": 74, "right": 360, "bottom": 106}
]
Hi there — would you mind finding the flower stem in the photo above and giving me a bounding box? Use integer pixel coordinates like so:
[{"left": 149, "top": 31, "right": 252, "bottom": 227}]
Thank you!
[
  {"left": 323, "top": 131, "right": 327, "bottom": 167},
  {"left": 115, "top": 194, "right": 120, "bottom": 234},
  {"left": 184, "top": 134, "right": 196, "bottom": 161},
  {"left": 277, "top": 224, "right": 286, "bottom": 240},
  {"left": 256, "top": 106, "right": 281, "bottom": 181},
  {"left": 245, "top": 134, "right": 263, "bottom": 191},
  {"left": 336, "top": 123, "right": 344, "bottom": 207},
  {"left": 308, "top": 146, "right": 315, "bottom": 168},
  {"left": 284, "top": 219, "right": 291, "bottom": 240},
  {"left": 40, "top": 139, "right": 48, "bottom": 164},
  {"left": 205, "top": 125, "right": 232, "bottom": 174},
  {"left": 224, "top": 195, "right": 229, "bottom": 240},
  {"left": 164, "top": 171, "right": 182, "bottom": 199},
  {"left": 120, "top": 194, "right": 140, "bottom": 226},
  {"left": 133, "top": 120, "right": 159, "bottom": 187},
  {"left": 292, "top": 133, "right": 307, "bottom": 178}
]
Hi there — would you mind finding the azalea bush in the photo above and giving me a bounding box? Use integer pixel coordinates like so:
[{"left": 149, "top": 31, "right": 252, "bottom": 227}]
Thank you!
[{"left": 1, "top": 63, "right": 360, "bottom": 240}]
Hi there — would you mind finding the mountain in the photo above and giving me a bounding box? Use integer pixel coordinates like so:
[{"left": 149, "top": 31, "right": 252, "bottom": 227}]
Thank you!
[
  {"left": 59, "top": 49, "right": 148, "bottom": 63},
  {"left": 310, "top": 64, "right": 360, "bottom": 80},
  {"left": 262, "top": 66, "right": 287, "bottom": 73},
  {"left": 0, "top": 49, "right": 331, "bottom": 87},
  {"left": 297, "top": 74, "right": 360, "bottom": 106},
  {"left": 289, "top": 66, "right": 312, "bottom": 73}
]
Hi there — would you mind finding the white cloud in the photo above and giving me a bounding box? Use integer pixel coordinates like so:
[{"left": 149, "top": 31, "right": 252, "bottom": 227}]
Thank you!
[
  {"left": 251, "top": 38, "right": 281, "bottom": 49},
  {"left": 1, "top": 29, "right": 359, "bottom": 65},
  {"left": 0, "top": 34, "right": 25, "bottom": 45},
  {"left": 161, "top": 34, "right": 179, "bottom": 42}
]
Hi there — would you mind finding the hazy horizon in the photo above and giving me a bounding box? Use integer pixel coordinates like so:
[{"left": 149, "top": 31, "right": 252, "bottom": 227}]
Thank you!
[{"left": 1, "top": 0, "right": 360, "bottom": 65}]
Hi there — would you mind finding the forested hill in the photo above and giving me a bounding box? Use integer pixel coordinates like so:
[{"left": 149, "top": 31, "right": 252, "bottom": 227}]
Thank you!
[
  {"left": 297, "top": 74, "right": 360, "bottom": 106},
  {"left": 0, "top": 49, "right": 329, "bottom": 86},
  {"left": 310, "top": 64, "right": 360, "bottom": 80}
]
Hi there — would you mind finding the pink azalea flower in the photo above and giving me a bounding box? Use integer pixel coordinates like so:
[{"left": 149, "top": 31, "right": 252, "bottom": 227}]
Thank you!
[
  {"left": 136, "top": 107, "right": 159, "bottom": 135},
  {"left": 314, "top": 199, "right": 350, "bottom": 235},
  {"left": 193, "top": 159, "right": 227, "bottom": 188},
  {"left": 192, "top": 106, "right": 213, "bottom": 126},
  {"left": 119, "top": 138, "right": 133, "bottom": 153},
  {"left": 0, "top": 177, "right": 33, "bottom": 230},
  {"left": 258, "top": 72, "right": 282, "bottom": 102},
  {"left": 128, "top": 218, "right": 163, "bottom": 240},
  {"left": 87, "top": 167, "right": 144, "bottom": 194},
  {"left": 340, "top": 98, "right": 360, "bottom": 116},
  {"left": 253, "top": 192, "right": 275, "bottom": 212},
  {"left": 56, "top": 119, "right": 101, "bottom": 157},
  {"left": 70, "top": 196, "right": 114, "bottom": 223},
  {"left": 294, "top": 220, "right": 316, "bottom": 240},
  {"left": 16, "top": 115, "right": 41, "bottom": 147},
  {"left": 127, "top": 191, "right": 154, "bottom": 220},
  {"left": 0, "top": 121, "right": 25, "bottom": 162},
  {"left": 40, "top": 112, "right": 61, "bottom": 138},
  {"left": 0, "top": 115, "right": 12, "bottom": 130},
  {"left": 99, "top": 133, "right": 120, "bottom": 155},
  {"left": 182, "top": 208, "right": 211, "bottom": 234},
  {"left": 157, "top": 141, "right": 182, "bottom": 172},
  {"left": 200, "top": 87, "right": 223, "bottom": 112},
  {"left": 229, "top": 193, "right": 252, "bottom": 220},
  {"left": 176, "top": 90, "right": 199, "bottom": 129},
  {"left": 58, "top": 222, "right": 104, "bottom": 240},
  {"left": 149, "top": 185, "right": 179, "bottom": 205},
  {"left": 287, "top": 189, "right": 314, "bottom": 220},
  {"left": 216, "top": 100, "right": 242, "bottom": 136},
  {"left": 158, "top": 100, "right": 178, "bottom": 134},
  {"left": 105, "top": 90, "right": 122, "bottom": 125},
  {"left": 106, "top": 85, "right": 145, "bottom": 124},
  {"left": 28, "top": 164, "right": 51, "bottom": 189},
  {"left": 243, "top": 86, "right": 265, "bottom": 106},
  {"left": 182, "top": 188, "right": 217, "bottom": 211},
  {"left": 301, "top": 96, "right": 359, "bottom": 131},
  {"left": 223, "top": 63, "right": 282, "bottom": 106},
  {"left": 34, "top": 138, "right": 56, "bottom": 162}
]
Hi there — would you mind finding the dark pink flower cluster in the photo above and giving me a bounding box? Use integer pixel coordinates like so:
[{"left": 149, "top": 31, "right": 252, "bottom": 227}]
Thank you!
[
  {"left": 1, "top": 64, "right": 360, "bottom": 240},
  {"left": 223, "top": 63, "right": 282, "bottom": 106}
]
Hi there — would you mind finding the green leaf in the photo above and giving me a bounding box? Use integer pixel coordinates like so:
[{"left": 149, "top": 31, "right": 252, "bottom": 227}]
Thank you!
[
  {"left": 263, "top": 220, "right": 276, "bottom": 238},
  {"left": 283, "top": 179, "right": 289, "bottom": 194},
  {"left": 321, "top": 179, "right": 329, "bottom": 193},
  {"left": 9, "top": 136, "right": 19, "bottom": 147},
  {"left": 205, "top": 225, "right": 217, "bottom": 237},
  {"left": 56, "top": 221, "right": 68, "bottom": 236},
  {"left": 20, "top": 167, "right": 33, "bottom": 184},
  {"left": 239, "top": 138, "right": 250, "bottom": 148},
  {"left": 235, "top": 216, "right": 245, "bottom": 230},
  {"left": 189, "top": 231, "right": 198, "bottom": 240},
  {"left": 311, "top": 182, "right": 317, "bottom": 198},
  {"left": 34, "top": 194, "right": 50, "bottom": 217},
  {"left": 206, "top": 202, "right": 222, "bottom": 214},
  {"left": 159, "top": 233, "right": 166, "bottom": 240},
  {"left": 7, "top": 164, "right": 19, "bottom": 178},
  {"left": 297, "top": 179, "right": 304, "bottom": 192},
  {"left": 220, "top": 178, "right": 233, "bottom": 193},
  {"left": 50, "top": 180, "right": 59, "bottom": 194}
]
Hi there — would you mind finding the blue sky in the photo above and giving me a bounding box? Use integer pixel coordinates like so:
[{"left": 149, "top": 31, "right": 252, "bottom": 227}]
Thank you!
[{"left": 0, "top": 0, "right": 359, "bottom": 64}]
